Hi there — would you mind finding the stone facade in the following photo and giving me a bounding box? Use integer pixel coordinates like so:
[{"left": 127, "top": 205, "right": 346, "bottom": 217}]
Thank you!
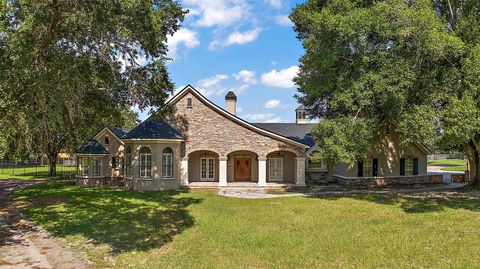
[
  {"left": 172, "top": 91, "right": 307, "bottom": 158},
  {"left": 335, "top": 175, "right": 443, "bottom": 188}
]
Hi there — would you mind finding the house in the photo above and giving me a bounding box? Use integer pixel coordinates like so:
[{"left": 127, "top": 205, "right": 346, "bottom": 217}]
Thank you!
[{"left": 74, "top": 85, "right": 434, "bottom": 190}]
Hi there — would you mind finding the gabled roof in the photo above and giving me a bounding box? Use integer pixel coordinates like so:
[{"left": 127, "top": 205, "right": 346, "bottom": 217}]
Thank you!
[
  {"left": 252, "top": 123, "right": 316, "bottom": 147},
  {"left": 73, "top": 139, "right": 109, "bottom": 155},
  {"left": 168, "top": 85, "right": 309, "bottom": 148},
  {"left": 123, "top": 118, "right": 183, "bottom": 140},
  {"left": 108, "top": 127, "right": 130, "bottom": 138}
]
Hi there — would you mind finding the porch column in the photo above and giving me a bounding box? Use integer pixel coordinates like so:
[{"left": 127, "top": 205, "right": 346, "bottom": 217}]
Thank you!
[
  {"left": 296, "top": 157, "right": 306, "bottom": 187},
  {"left": 258, "top": 157, "right": 267, "bottom": 187},
  {"left": 180, "top": 157, "right": 189, "bottom": 187},
  {"left": 219, "top": 157, "right": 228, "bottom": 187}
]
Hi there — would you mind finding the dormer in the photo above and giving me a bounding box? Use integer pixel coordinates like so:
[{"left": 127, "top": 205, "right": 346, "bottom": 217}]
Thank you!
[{"left": 295, "top": 105, "right": 308, "bottom": 124}]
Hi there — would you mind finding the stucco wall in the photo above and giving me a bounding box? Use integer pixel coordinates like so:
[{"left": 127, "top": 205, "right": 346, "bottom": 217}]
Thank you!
[
  {"left": 266, "top": 151, "right": 296, "bottom": 183},
  {"left": 172, "top": 92, "right": 306, "bottom": 158},
  {"left": 95, "top": 129, "right": 124, "bottom": 178},
  {"left": 125, "top": 141, "right": 182, "bottom": 190},
  {"left": 188, "top": 151, "right": 220, "bottom": 181},
  {"left": 335, "top": 124, "right": 428, "bottom": 178}
]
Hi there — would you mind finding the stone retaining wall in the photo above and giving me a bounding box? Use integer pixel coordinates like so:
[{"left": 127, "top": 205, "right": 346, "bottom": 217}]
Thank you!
[
  {"left": 76, "top": 177, "right": 132, "bottom": 189},
  {"left": 335, "top": 175, "right": 443, "bottom": 188},
  {"left": 451, "top": 174, "right": 466, "bottom": 183}
]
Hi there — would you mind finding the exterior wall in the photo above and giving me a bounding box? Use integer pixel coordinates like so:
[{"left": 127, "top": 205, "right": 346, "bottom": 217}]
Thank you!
[
  {"left": 126, "top": 141, "right": 182, "bottom": 191},
  {"left": 266, "top": 151, "right": 296, "bottom": 183},
  {"left": 95, "top": 129, "right": 124, "bottom": 178},
  {"left": 172, "top": 92, "right": 306, "bottom": 158},
  {"left": 334, "top": 125, "right": 428, "bottom": 178},
  {"left": 335, "top": 174, "right": 443, "bottom": 188},
  {"left": 75, "top": 155, "right": 108, "bottom": 179}
]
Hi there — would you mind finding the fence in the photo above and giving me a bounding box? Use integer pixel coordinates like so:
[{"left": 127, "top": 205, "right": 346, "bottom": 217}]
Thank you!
[
  {"left": 427, "top": 153, "right": 465, "bottom": 161},
  {"left": 0, "top": 158, "right": 77, "bottom": 179}
]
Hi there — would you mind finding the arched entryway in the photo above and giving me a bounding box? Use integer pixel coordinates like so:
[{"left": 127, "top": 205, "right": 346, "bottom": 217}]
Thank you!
[
  {"left": 266, "top": 150, "right": 297, "bottom": 183},
  {"left": 226, "top": 150, "right": 259, "bottom": 182},
  {"left": 188, "top": 150, "right": 220, "bottom": 182}
]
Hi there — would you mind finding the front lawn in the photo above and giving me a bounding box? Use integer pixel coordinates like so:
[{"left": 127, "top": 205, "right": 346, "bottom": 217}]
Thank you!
[
  {"left": 0, "top": 165, "right": 76, "bottom": 180},
  {"left": 14, "top": 181, "right": 480, "bottom": 268},
  {"left": 428, "top": 158, "right": 467, "bottom": 172}
]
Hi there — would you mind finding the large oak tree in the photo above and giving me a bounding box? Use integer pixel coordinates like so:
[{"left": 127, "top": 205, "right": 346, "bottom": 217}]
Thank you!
[
  {"left": 0, "top": 0, "right": 185, "bottom": 176},
  {"left": 291, "top": 0, "right": 480, "bottom": 184}
]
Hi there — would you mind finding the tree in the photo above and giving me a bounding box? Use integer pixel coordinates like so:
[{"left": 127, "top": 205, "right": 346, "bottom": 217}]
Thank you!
[
  {"left": 120, "top": 109, "right": 141, "bottom": 130},
  {"left": 0, "top": 0, "right": 185, "bottom": 176},
  {"left": 291, "top": 0, "right": 480, "bottom": 184}
]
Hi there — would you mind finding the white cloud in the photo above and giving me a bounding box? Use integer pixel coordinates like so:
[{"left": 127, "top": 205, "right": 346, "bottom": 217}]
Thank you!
[
  {"left": 233, "top": 70, "right": 257, "bottom": 85},
  {"left": 242, "top": 113, "right": 284, "bottom": 123},
  {"left": 261, "top": 65, "right": 299, "bottom": 88},
  {"left": 196, "top": 74, "right": 229, "bottom": 96},
  {"left": 167, "top": 28, "right": 200, "bottom": 59},
  {"left": 264, "top": 99, "right": 282, "bottom": 109},
  {"left": 275, "top": 15, "right": 293, "bottom": 26},
  {"left": 236, "top": 106, "right": 243, "bottom": 113},
  {"left": 266, "top": 0, "right": 282, "bottom": 9},
  {"left": 231, "top": 84, "right": 250, "bottom": 95},
  {"left": 225, "top": 28, "right": 262, "bottom": 46},
  {"left": 183, "top": 0, "right": 251, "bottom": 27}
]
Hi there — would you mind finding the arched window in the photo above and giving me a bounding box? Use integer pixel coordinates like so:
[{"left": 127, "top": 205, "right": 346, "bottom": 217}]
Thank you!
[
  {"left": 162, "top": 147, "right": 174, "bottom": 178},
  {"left": 125, "top": 147, "right": 132, "bottom": 177},
  {"left": 104, "top": 136, "right": 110, "bottom": 145},
  {"left": 139, "top": 147, "right": 152, "bottom": 178}
]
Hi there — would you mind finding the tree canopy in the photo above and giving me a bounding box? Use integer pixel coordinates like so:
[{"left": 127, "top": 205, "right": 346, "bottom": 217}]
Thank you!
[
  {"left": 0, "top": 0, "right": 185, "bottom": 174},
  {"left": 291, "top": 0, "right": 480, "bottom": 183}
]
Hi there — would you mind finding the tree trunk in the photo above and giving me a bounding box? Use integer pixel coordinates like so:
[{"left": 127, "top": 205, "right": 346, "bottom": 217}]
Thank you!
[
  {"left": 48, "top": 154, "right": 57, "bottom": 177},
  {"left": 465, "top": 140, "right": 480, "bottom": 187}
]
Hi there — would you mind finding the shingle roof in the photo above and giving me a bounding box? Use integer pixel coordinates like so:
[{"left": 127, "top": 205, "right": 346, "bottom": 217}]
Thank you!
[
  {"left": 73, "top": 139, "right": 109, "bottom": 155},
  {"left": 108, "top": 127, "right": 130, "bottom": 138},
  {"left": 123, "top": 118, "right": 183, "bottom": 140},
  {"left": 252, "top": 123, "right": 316, "bottom": 147}
]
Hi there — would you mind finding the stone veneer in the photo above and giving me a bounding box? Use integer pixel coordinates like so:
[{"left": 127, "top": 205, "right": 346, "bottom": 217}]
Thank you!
[
  {"left": 334, "top": 175, "right": 443, "bottom": 188},
  {"left": 172, "top": 91, "right": 306, "bottom": 158}
]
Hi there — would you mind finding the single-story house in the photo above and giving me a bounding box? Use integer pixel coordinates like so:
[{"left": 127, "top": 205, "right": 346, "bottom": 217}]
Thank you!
[{"left": 74, "top": 85, "right": 433, "bottom": 190}]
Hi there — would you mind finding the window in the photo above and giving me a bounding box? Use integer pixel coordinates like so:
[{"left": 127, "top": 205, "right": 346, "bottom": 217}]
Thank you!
[
  {"left": 104, "top": 136, "right": 109, "bottom": 145},
  {"left": 357, "top": 160, "right": 364, "bottom": 177},
  {"left": 139, "top": 147, "right": 152, "bottom": 178},
  {"left": 413, "top": 158, "right": 419, "bottom": 175},
  {"left": 92, "top": 158, "right": 100, "bottom": 176},
  {"left": 111, "top": 157, "right": 117, "bottom": 168},
  {"left": 200, "top": 157, "right": 215, "bottom": 180},
  {"left": 81, "top": 158, "right": 89, "bottom": 176},
  {"left": 400, "top": 158, "right": 406, "bottom": 176},
  {"left": 269, "top": 158, "right": 284, "bottom": 181},
  {"left": 187, "top": 98, "right": 192, "bottom": 108},
  {"left": 125, "top": 147, "right": 132, "bottom": 177},
  {"left": 405, "top": 157, "right": 413, "bottom": 176},
  {"left": 372, "top": 158, "right": 378, "bottom": 177},
  {"left": 162, "top": 147, "right": 174, "bottom": 178}
]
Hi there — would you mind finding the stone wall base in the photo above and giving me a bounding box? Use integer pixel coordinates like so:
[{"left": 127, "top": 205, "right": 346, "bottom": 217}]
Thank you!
[
  {"left": 306, "top": 170, "right": 330, "bottom": 184},
  {"left": 76, "top": 177, "right": 132, "bottom": 189},
  {"left": 335, "top": 175, "right": 443, "bottom": 188},
  {"left": 452, "top": 174, "right": 467, "bottom": 183}
]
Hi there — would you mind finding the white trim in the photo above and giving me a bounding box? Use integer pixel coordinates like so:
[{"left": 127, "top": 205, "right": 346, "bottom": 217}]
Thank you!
[
  {"left": 269, "top": 157, "right": 283, "bottom": 182},
  {"left": 168, "top": 85, "right": 309, "bottom": 149},
  {"left": 200, "top": 157, "right": 215, "bottom": 181}
]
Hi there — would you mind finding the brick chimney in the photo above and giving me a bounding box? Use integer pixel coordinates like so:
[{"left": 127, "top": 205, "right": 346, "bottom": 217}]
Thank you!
[{"left": 225, "top": 91, "right": 237, "bottom": 115}]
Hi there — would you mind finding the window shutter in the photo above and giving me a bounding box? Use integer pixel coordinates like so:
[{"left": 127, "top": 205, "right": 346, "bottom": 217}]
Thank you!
[
  {"left": 372, "top": 159, "right": 378, "bottom": 177},
  {"left": 400, "top": 158, "right": 405, "bottom": 176},
  {"left": 357, "top": 160, "right": 364, "bottom": 177},
  {"left": 413, "top": 158, "right": 419, "bottom": 175},
  {"left": 112, "top": 157, "right": 116, "bottom": 168}
]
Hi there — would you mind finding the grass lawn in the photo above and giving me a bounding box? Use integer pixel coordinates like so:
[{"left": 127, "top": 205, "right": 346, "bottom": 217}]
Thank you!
[
  {"left": 0, "top": 165, "right": 76, "bottom": 180},
  {"left": 14, "top": 180, "right": 480, "bottom": 268},
  {"left": 428, "top": 158, "right": 467, "bottom": 172}
]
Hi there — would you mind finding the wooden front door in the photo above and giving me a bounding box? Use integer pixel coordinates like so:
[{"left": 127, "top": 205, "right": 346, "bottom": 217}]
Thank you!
[{"left": 234, "top": 157, "right": 252, "bottom": 181}]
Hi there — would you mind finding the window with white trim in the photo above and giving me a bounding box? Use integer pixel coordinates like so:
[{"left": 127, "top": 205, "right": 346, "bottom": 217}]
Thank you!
[
  {"left": 162, "top": 147, "right": 174, "bottom": 178},
  {"left": 81, "top": 158, "right": 89, "bottom": 176},
  {"left": 139, "top": 147, "right": 152, "bottom": 178},
  {"left": 92, "top": 158, "right": 100, "bottom": 176}
]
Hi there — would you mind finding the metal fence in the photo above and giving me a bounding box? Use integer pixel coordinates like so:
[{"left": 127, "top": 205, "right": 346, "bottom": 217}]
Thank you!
[
  {"left": 427, "top": 153, "right": 466, "bottom": 161},
  {"left": 0, "top": 158, "right": 77, "bottom": 178}
]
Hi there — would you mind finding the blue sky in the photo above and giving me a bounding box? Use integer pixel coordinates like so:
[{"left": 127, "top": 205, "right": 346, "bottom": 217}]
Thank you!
[{"left": 138, "top": 0, "right": 305, "bottom": 123}]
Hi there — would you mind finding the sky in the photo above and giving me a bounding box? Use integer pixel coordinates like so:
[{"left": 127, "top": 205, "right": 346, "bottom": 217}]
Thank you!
[{"left": 137, "top": 0, "right": 306, "bottom": 123}]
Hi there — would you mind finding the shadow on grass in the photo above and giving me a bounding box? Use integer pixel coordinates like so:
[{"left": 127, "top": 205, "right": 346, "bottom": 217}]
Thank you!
[
  {"left": 305, "top": 191, "right": 480, "bottom": 214},
  {"left": 14, "top": 180, "right": 202, "bottom": 254}
]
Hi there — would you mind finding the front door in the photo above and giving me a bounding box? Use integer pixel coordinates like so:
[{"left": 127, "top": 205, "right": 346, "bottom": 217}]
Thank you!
[
  {"left": 234, "top": 157, "right": 252, "bottom": 181},
  {"left": 201, "top": 157, "right": 215, "bottom": 181}
]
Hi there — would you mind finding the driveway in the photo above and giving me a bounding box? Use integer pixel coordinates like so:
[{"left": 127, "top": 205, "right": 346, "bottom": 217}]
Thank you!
[{"left": 0, "top": 179, "right": 90, "bottom": 269}]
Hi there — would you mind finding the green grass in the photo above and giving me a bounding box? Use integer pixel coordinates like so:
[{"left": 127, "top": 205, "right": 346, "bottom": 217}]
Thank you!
[
  {"left": 14, "top": 180, "right": 480, "bottom": 268},
  {"left": 428, "top": 158, "right": 467, "bottom": 172},
  {"left": 0, "top": 165, "right": 76, "bottom": 180}
]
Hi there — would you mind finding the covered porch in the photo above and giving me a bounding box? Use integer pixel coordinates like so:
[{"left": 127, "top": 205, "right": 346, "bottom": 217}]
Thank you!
[{"left": 181, "top": 149, "right": 306, "bottom": 188}]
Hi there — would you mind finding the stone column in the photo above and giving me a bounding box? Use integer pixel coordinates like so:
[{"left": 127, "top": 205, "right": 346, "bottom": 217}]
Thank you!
[
  {"left": 180, "top": 157, "right": 189, "bottom": 187},
  {"left": 219, "top": 157, "right": 228, "bottom": 187},
  {"left": 296, "top": 157, "right": 306, "bottom": 187},
  {"left": 258, "top": 157, "right": 267, "bottom": 187}
]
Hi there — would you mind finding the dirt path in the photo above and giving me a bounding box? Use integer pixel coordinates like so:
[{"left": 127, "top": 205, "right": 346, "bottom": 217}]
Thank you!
[{"left": 0, "top": 179, "right": 91, "bottom": 269}]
